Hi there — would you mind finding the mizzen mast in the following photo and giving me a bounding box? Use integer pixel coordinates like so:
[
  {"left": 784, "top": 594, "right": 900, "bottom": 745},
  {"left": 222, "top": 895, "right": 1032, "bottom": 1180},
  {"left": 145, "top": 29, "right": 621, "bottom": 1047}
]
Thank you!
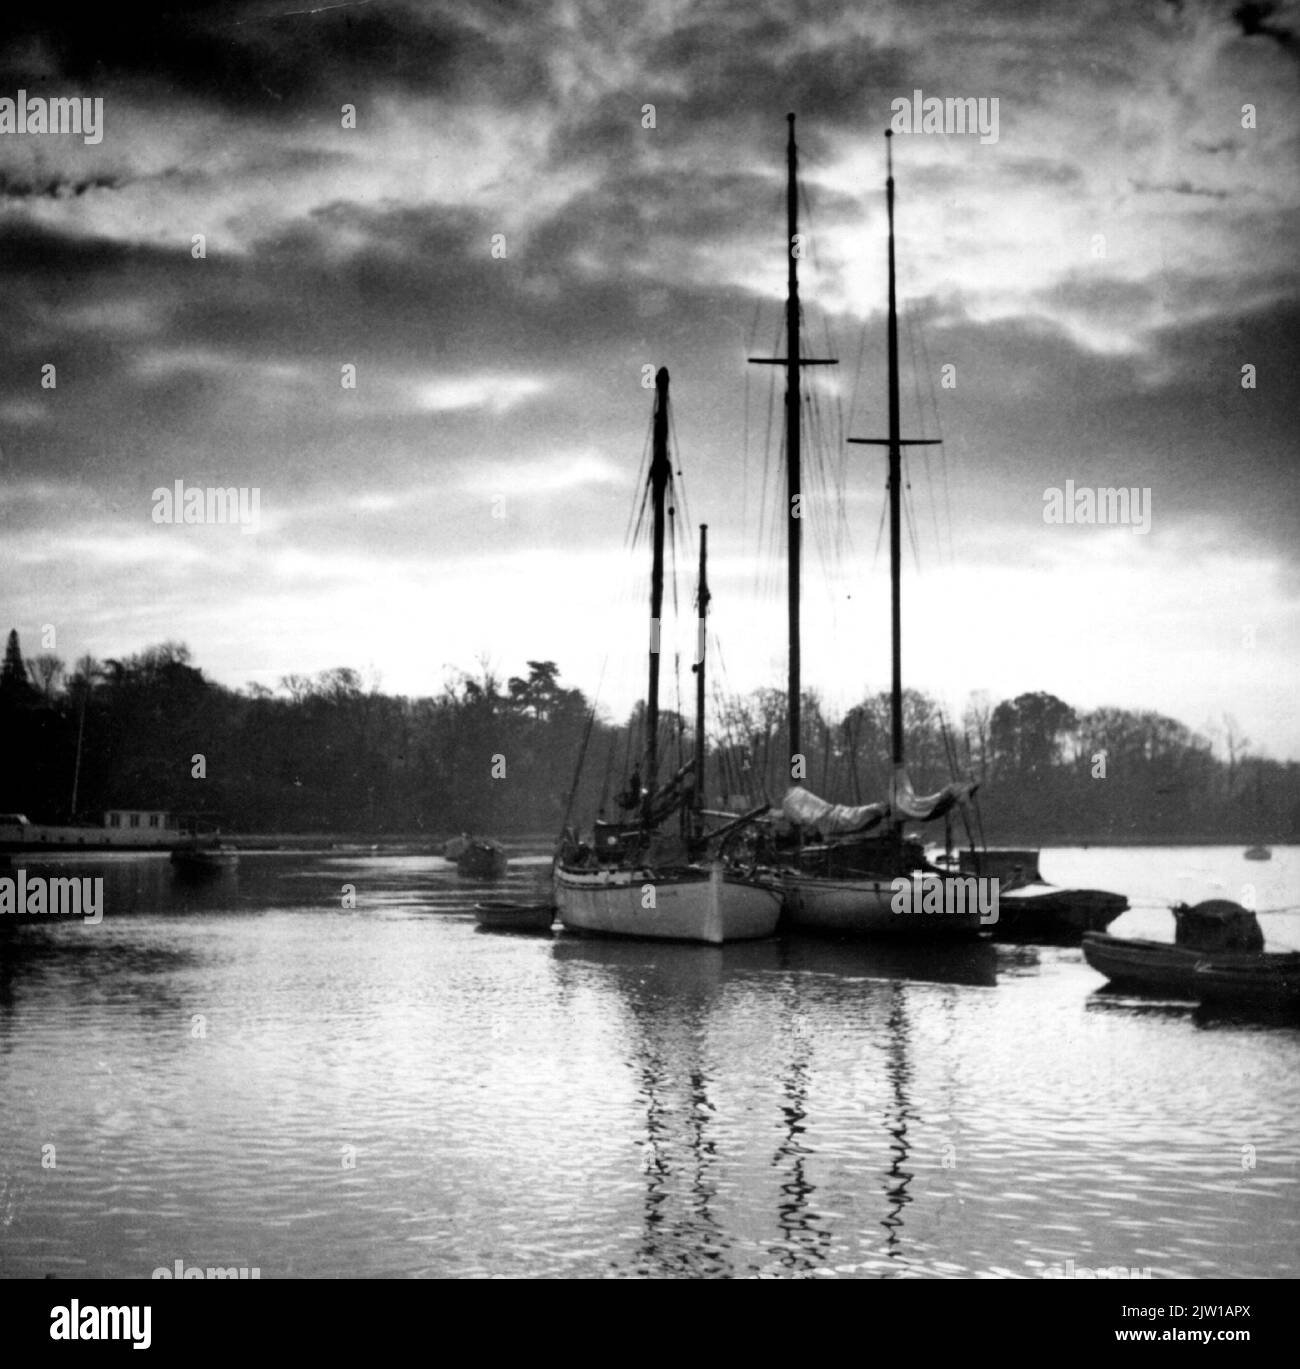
[{"left": 848, "top": 130, "right": 941, "bottom": 817}]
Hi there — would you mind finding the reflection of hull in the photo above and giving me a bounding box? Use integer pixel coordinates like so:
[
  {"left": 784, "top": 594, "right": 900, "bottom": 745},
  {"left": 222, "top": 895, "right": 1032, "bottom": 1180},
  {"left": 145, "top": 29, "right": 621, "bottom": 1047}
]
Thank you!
[
  {"left": 170, "top": 847, "right": 239, "bottom": 878},
  {"left": 550, "top": 931, "right": 997, "bottom": 988},
  {"left": 550, "top": 934, "right": 777, "bottom": 972},
  {"left": 781, "top": 935, "right": 998, "bottom": 988},
  {"left": 554, "top": 862, "right": 781, "bottom": 944},
  {"left": 990, "top": 884, "right": 1128, "bottom": 942},
  {"left": 1083, "top": 932, "right": 1300, "bottom": 1007},
  {"left": 781, "top": 873, "right": 984, "bottom": 937}
]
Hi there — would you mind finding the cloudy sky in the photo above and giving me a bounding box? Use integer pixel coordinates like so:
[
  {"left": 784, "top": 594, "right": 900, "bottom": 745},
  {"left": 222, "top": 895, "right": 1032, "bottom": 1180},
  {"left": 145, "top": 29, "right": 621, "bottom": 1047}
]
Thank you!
[{"left": 0, "top": 0, "right": 1296, "bottom": 760}]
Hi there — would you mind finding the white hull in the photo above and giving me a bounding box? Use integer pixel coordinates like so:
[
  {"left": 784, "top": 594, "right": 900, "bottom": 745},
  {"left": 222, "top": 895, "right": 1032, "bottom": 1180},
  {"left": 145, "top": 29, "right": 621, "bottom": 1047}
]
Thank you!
[
  {"left": 554, "top": 862, "right": 781, "bottom": 944},
  {"left": 782, "top": 872, "right": 984, "bottom": 936}
]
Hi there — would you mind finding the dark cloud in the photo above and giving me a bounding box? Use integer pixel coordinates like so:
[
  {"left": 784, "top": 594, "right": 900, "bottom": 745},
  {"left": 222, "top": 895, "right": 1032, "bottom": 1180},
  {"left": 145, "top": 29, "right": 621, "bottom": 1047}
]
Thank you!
[
  {"left": 0, "top": 1, "right": 544, "bottom": 111},
  {"left": 0, "top": 0, "right": 1296, "bottom": 749},
  {"left": 903, "top": 292, "right": 1300, "bottom": 552},
  {"left": 1232, "top": 1, "right": 1297, "bottom": 52}
]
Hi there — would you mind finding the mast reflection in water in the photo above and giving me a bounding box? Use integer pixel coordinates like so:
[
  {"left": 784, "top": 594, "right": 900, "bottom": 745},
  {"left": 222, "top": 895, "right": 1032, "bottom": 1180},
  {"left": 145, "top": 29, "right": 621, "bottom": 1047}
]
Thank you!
[
  {"left": 2, "top": 847, "right": 1296, "bottom": 1279},
  {"left": 769, "top": 1006, "right": 834, "bottom": 1275},
  {"left": 881, "top": 984, "right": 915, "bottom": 1264},
  {"left": 553, "top": 940, "right": 741, "bottom": 1277},
  {"left": 549, "top": 936, "right": 994, "bottom": 1278}
]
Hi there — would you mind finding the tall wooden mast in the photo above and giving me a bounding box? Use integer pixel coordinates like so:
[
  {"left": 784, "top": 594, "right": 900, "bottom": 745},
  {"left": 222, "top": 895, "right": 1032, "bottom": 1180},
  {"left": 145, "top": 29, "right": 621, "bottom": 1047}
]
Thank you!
[
  {"left": 849, "top": 131, "right": 941, "bottom": 820},
  {"left": 749, "top": 114, "right": 836, "bottom": 784},
  {"left": 643, "top": 366, "right": 671, "bottom": 827},
  {"left": 692, "top": 523, "right": 709, "bottom": 832}
]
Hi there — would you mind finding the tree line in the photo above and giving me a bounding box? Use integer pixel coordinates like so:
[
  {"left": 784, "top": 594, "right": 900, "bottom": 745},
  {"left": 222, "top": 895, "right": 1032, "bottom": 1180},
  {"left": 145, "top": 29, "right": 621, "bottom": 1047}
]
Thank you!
[{"left": 1, "top": 630, "right": 1295, "bottom": 843}]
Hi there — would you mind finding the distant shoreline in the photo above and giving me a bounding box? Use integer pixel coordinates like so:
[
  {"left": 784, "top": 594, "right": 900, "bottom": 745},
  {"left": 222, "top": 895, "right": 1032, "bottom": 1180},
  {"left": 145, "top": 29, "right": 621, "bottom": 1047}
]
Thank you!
[{"left": 5, "top": 830, "right": 1290, "bottom": 855}]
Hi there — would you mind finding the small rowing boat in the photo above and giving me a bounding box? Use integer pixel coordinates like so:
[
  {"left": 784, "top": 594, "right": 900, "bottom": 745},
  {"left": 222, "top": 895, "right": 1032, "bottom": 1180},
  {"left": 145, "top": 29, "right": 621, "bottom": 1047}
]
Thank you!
[
  {"left": 1082, "top": 900, "right": 1300, "bottom": 1009},
  {"left": 474, "top": 901, "right": 555, "bottom": 933}
]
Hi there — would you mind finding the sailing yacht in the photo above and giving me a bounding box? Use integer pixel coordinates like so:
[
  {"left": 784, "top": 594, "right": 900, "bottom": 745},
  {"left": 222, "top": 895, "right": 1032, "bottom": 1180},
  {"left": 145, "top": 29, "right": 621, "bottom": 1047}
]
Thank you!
[
  {"left": 553, "top": 368, "right": 783, "bottom": 944},
  {"left": 752, "top": 117, "right": 982, "bottom": 936}
]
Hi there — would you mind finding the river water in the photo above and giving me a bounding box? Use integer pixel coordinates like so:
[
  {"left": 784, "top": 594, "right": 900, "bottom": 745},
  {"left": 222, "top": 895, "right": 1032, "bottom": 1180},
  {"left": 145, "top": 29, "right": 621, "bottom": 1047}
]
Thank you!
[{"left": 1, "top": 845, "right": 1296, "bottom": 1279}]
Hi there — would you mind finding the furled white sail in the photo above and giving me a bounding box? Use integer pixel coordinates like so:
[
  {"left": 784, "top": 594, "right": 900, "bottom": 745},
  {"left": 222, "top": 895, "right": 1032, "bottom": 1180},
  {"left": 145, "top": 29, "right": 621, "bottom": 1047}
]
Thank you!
[
  {"left": 889, "top": 766, "right": 976, "bottom": 822},
  {"left": 779, "top": 769, "right": 976, "bottom": 834},
  {"left": 780, "top": 787, "right": 888, "bottom": 834}
]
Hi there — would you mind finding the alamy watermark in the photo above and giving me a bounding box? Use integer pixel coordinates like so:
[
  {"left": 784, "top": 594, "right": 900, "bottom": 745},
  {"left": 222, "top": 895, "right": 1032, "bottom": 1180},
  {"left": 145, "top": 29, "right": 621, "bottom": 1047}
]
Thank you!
[
  {"left": 1, "top": 90, "right": 103, "bottom": 145},
  {"left": 151, "top": 481, "right": 261, "bottom": 533},
  {"left": 152, "top": 1258, "right": 261, "bottom": 1279},
  {"left": 890, "top": 89, "right": 999, "bottom": 145},
  {"left": 49, "top": 1303, "right": 150, "bottom": 1349},
  {"left": 0, "top": 869, "right": 102, "bottom": 924},
  {"left": 1043, "top": 481, "right": 1151, "bottom": 533},
  {"left": 890, "top": 875, "right": 999, "bottom": 925},
  {"left": 1042, "top": 1258, "right": 1152, "bottom": 1279}
]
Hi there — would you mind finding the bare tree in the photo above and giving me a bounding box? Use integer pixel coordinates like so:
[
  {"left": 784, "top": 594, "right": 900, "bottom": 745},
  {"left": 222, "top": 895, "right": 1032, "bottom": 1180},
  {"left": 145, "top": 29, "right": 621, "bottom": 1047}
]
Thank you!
[
  {"left": 27, "top": 653, "right": 65, "bottom": 701},
  {"left": 1223, "top": 714, "right": 1249, "bottom": 798}
]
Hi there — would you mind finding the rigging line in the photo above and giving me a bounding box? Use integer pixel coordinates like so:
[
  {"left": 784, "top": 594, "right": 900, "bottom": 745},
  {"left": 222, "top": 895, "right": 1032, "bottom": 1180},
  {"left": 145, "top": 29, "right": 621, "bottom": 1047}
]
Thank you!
[
  {"left": 847, "top": 312, "right": 871, "bottom": 452},
  {"left": 826, "top": 392, "right": 850, "bottom": 564},
  {"left": 743, "top": 363, "right": 749, "bottom": 537},
  {"left": 829, "top": 355, "right": 850, "bottom": 563},
  {"left": 820, "top": 297, "right": 842, "bottom": 449},
  {"left": 711, "top": 679, "right": 744, "bottom": 764},
  {"left": 673, "top": 650, "right": 684, "bottom": 772},
  {"left": 711, "top": 637, "right": 748, "bottom": 763},
  {"left": 772, "top": 417, "right": 790, "bottom": 602},
  {"left": 905, "top": 309, "right": 944, "bottom": 564},
  {"left": 667, "top": 479, "right": 680, "bottom": 625},
  {"left": 938, "top": 707, "right": 959, "bottom": 782},
  {"left": 598, "top": 730, "right": 617, "bottom": 814},
  {"left": 764, "top": 347, "right": 788, "bottom": 603},
  {"left": 798, "top": 173, "right": 816, "bottom": 281},
  {"left": 758, "top": 314, "right": 780, "bottom": 594},
  {"left": 897, "top": 221, "right": 946, "bottom": 574},
  {"left": 706, "top": 632, "right": 749, "bottom": 761},
  {"left": 805, "top": 389, "right": 834, "bottom": 596},
  {"left": 809, "top": 280, "right": 847, "bottom": 526},
  {"left": 666, "top": 402, "right": 695, "bottom": 573},
  {"left": 811, "top": 398, "right": 843, "bottom": 601},
  {"left": 625, "top": 410, "right": 655, "bottom": 550},
  {"left": 901, "top": 452, "right": 922, "bottom": 573},
  {"left": 912, "top": 297, "right": 955, "bottom": 568},
  {"left": 742, "top": 289, "right": 766, "bottom": 542},
  {"left": 870, "top": 470, "right": 888, "bottom": 569},
  {"left": 802, "top": 312, "right": 843, "bottom": 580},
  {"left": 561, "top": 651, "right": 615, "bottom": 832}
]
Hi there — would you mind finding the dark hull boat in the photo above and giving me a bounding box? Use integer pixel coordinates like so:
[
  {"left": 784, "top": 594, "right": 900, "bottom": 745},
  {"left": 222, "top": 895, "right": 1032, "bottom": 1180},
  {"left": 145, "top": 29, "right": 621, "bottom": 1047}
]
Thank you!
[
  {"left": 444, "top": 836, "right": 509, "bottom": 879},
  {"left": 474, "top": 900, "right": 555, "bottom": 933},
  {"left": 996, "top": 886, "right": 1128, "bottom": 940},
  {"left": 1083, "top": 900, "right": 1300, "bottom": 1009},
  {"left": 1243, "top": 845, "right": 1271, "bottom": 861},
  {"left": 957, "top": 849, "right": 1127, "bottom": 942}
]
